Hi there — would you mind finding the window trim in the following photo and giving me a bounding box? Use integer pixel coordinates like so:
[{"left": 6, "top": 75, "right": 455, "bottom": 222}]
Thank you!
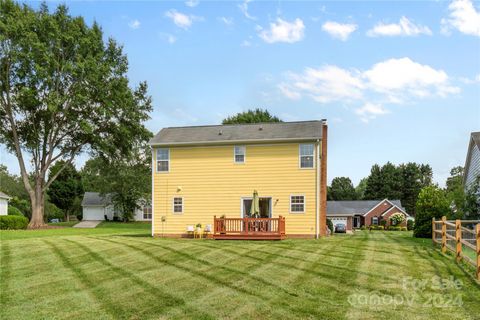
[
  {"left": 172, "top": 197, "right": 184, "bottom": 214},
  {"left": 156, "top": 148, "right": 170, "bottom": 173},
  {"left": 142, "top": 206, "right": 152, "bottom": 220},
  {"left": 372, "top": 216, "right": 379, "bottom": 226},
  {"left": 234, "top": 145, "right": 246, "bottom": 164},
  {"left": 299, "top": 144, "right": 315, "bottom": 169},
  {"left": 289, "top": 194, "right": 306, "bottom": 214}
]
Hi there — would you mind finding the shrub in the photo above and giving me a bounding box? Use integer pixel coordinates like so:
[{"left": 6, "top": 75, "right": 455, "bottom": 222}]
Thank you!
[
  {"left": 389, "top": 212, "right": 406, "bottom": 226},
  {"left": 401, "top": 227, "right": 408, "bottom": 231},
  {"left": 360, "top": 225, "right": 366, "bottom": 230},
  {"left": 380, "top": 219, "right": 387, "bottom": 227},
  {"left": 407, "top": 219, "right": 414, "bottom": 231},
  {"left": 8, "top": 206, "right": 23, "bottom": 216},
  {"left": 326, "top": 219, "right": 334, "bottom": 234},
  {"left": 0, "top": 215, "right": 29, "bottom": 230},
  {"left": 414, "top": 186, "right": 450, "bottom": 238},
  {"left": 45, "top": 201, "right": 64, "bottom": 221},
  {"left": 377, "top": 225, "right": 384, "bottom": 230},
  {"left": 388, "top": 226, "right": 401, "bottom": 231}
]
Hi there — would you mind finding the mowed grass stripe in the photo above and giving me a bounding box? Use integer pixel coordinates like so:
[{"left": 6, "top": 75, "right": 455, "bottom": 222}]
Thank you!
[{"left": 62, "top": 238, "right": 215, "bottom": 320}]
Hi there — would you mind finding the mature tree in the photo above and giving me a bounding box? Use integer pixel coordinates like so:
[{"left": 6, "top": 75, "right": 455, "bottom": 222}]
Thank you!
[
  {"left": 81, "top": 142, "right": 151, "bottom": 221},
  {"left": 222, "top": 108, "right": 282, "bottom": 124},
  {"left": 444, "top": 166, "right": 465, "bottom": 219},
  {"left": 379, "top": 162, "right": 402, "bottom": 200},
  {"left": 355, "top": 178, "right": 368, "bottom": 200},
  {"left": 328, "top": 177, "right": 357, "bottom": 200},
  {"left": 464, "top": 177, "right": 480, "bottom": 220},
  {"left": 364, "top": 164, "right": 384, "bottom": 200},
  {"left": 47, "top": 161, "right": 83, "bottom": 221},
  {"left": 399, "top": 163, "right": 433, "bottom": 216},
  {"left": 414, "top": 186, "right": 450, "bottom": 238},
  {"left": 0, "top": 2, "right": 152, "bottom": 227}
]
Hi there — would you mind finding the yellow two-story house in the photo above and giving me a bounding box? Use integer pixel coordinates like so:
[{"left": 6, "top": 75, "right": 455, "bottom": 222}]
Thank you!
[{"left": 149, "top": 120, "right": 328, "bottom": 239}]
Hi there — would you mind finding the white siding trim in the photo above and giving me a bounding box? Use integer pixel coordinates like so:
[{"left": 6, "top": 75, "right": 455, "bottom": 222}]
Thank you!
[
  {"left": 151, "top": 147, "right": 155, "bottom": 236},
  {"left": 289, "top": 194, "right": 306, "bottom": 214}
]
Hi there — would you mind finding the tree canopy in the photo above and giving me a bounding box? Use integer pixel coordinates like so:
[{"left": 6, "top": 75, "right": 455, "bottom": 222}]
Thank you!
[
  {"left": 222, "top": 109, "right": 282, "bottom": 124},
  {"left": 414, "top": 186, "right": 450, "bottom": 238},
  {"left": 0, "top": 1, "right": 152, "bottom": 227},
  {"left": 327, "top": 177, "right": 357, "bottom": 200}
]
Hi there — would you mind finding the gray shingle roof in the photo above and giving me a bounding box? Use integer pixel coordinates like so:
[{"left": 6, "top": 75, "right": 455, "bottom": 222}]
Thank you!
[
  {"left": 0, "top": 191, "right": 11, "bottom": 199},
  {"left": 81, "top": 192, "right": 112, "bottom": 206},
  {"left": 149, "top": 120, "right": 324, "bottom": 146},
  {"left": 327, "top": 200, "right": 405, "bottom": 216}
]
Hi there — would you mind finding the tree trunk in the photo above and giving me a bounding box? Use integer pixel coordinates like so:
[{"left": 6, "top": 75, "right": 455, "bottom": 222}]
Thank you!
[{"left": 28, "top": 185, "right": 47, "bottom": 229}]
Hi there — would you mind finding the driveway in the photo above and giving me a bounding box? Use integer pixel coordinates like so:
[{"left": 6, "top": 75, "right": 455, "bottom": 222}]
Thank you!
[{"left": 73, "top": 220, "right": 102, "bottom": 228}]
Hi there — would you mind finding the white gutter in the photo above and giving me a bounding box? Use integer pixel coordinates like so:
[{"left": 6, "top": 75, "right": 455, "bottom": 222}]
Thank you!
[
  {"left": 316, "top": 139, "right": 320, "bottom": 239},
  {"left": 151, "top": 147, "right": 155, "bottom": 237}
]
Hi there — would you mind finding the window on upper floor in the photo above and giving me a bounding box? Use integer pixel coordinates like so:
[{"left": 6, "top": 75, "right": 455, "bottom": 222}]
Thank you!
[
  {"left": 234, "top": 146, "right": 246, "bottom": 163},
  {"left": 290, "top": 195, "right": 305, "bottom": 213},
  {"left": 299, "top": 144, "right": 314, "bottom": 168},
  {"left": 157, "top": 148, "right": 169, "bottom": 172},
  {"left": 173, "top": 197, "right": 183, "bottom": 214}
]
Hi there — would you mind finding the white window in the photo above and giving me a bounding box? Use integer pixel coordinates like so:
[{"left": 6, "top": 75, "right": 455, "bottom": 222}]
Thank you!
[
  {"left": 290, "top": 195, "right": 305, "bottom": 213},
  {"left": 157, "top": 148, "right": 169, "bottom": 172},
  {"left": 173, "top": 197, "right": 183, "bottom": 214},
  {"left": 143, "top": 206, "right": 152, "bottom": 220},
  {"left": 372, "top": 216, "right": 378, "bottom": 225},
  {"left": 299, "top": 144, "right": 314, "bottom": 168},
  {"left": 234, "top": 146, "right": 246, "bottom": 163}
]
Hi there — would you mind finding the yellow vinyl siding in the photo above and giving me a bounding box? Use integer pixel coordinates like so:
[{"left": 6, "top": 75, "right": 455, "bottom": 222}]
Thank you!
[{"left": 152, "top": 142, "right": 318, "bottom": 236}]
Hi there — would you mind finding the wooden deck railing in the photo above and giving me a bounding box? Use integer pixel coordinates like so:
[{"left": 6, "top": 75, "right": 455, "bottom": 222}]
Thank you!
[
  {"left": 213, "top": 216, "right": 286, "bottom": 240},
  {"left": 432, "top": 217, "right": 480, "bottom": 281}
]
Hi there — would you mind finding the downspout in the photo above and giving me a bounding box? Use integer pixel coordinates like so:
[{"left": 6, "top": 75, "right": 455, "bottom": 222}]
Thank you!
[
  {"left": 316, "top": 139, "right": 320, "bottom": 239},
  {"left": 151, "top": 147, "right": 155, "bottom": 237},
  {"left": 320, "top": 120, "right": 328, "bottom": 237}
]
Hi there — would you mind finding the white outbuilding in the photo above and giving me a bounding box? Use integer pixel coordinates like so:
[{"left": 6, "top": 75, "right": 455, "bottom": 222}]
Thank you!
[
  {"left": 0, "top": 191, "right": 11, "bottom": 216},
  {"left": 81, "top": 192, "right": 151, "bottom": 221}
]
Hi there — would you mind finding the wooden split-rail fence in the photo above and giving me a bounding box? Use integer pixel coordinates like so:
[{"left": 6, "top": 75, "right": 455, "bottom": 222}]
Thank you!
[{"left": 432, "top": 216, "right": 480, "bottom": 281}]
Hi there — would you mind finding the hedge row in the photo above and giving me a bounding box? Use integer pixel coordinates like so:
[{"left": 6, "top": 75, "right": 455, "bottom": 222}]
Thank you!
[{"left": 0, "top": 215, "right": 29, "bottom": 230}]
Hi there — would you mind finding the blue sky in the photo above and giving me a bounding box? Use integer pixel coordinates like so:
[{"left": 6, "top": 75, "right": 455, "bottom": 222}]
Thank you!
[{"left": 1, "top": 0, "right": 479, "bottom": 186}]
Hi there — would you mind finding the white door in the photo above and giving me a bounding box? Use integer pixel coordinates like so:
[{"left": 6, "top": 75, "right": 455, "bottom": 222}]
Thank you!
[{"left": 82, "top": 207, "right": 105, "bottom": 220}]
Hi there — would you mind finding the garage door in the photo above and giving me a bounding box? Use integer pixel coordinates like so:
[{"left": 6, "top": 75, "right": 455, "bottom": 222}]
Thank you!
[
  {"left": 331, "top": 217, "right": 348, "bottom": 228},
  {"left": 82, "top": 207, "right": 105, "bottom": 220}
]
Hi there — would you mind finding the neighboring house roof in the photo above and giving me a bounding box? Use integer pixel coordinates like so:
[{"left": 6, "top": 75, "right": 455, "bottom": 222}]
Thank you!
[
  {"left": 149, "top": 120, "right": 324, "bottom": 146},
  {"left": 327, "top": 199, "right": 406, "bottom": 216},
  {"left": 0, "top": 191, "right": 11, "bottom": 200},
  {"left": 81, "top": 192, "right": 113, "bottom": 207},
  {"left": 464, "top": 132, "right": 480, "bottom": 190}
]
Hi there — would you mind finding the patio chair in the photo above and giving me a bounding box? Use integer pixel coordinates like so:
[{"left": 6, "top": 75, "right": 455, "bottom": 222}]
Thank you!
[
  {"left": 186, "top": 225, "right": 195, "bottom": 238},
  {"left": 203, "top": 224, "right": 212, "bottom": 238}
]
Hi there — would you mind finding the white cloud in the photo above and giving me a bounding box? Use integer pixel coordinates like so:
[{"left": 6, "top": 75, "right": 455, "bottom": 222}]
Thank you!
[
  {"left": 355, "top": 103, "right": 390, "bottom": 123},
  {"left": 321, "top": 21, "right": 357, "bottom": 41},
  {"left": 442, "top": 0, "right": 480, "bottom": 37},
  {"left": 239, "top": 0, "right": 256, "bottom": 20},
  {"left": 258, "top": 18, "right": 305, "bottom": 43},
  {"left": 218, "top": 16, "right": 234, "bottom": 26},
  {"left": 278, "top": 57, "right": 460, "bottom": 122},
  {"left": 367, "top": 16, "right": 432, "bottom": 37},
  {"left": 363, "top": 57, "right": 459, "bottom": 98},
  {"left": 128, "top": 19, "right": 140, "bottom": 29},
  {"left": 185, "top": 0, "right": 199, "bottom": 7},
  {"left": 278, "top": 83, "right": 301, "bottom": 100},
  {"left": 159, "top": 33, "right": 177, "bottom": 44},
  {"left": 279, "top": 65, "right": 364, "bottom": 103},
  {"left": 165, "top": 9, "right": 202, "bottom": 30},
  {"left": 241, "top": 40, "right": 252, "bottom": 47}
]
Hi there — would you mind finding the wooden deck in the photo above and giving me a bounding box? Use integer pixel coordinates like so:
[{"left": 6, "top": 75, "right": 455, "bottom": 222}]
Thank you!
[{"left": 213, "top": 216, "right": 286, "bottom": 240}]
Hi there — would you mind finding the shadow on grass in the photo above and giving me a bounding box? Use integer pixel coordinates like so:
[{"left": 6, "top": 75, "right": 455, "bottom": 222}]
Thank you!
[{"left": 0, "top": 242, "right": 11, "bottom": 308}]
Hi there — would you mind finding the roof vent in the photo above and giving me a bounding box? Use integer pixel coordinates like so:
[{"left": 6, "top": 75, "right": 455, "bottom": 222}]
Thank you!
[
  {"left": 218, "top": 130, "right": 223, "bottom": 135},
  {"left": 258, "top": 126, "right": 263, "bottom": 131}
]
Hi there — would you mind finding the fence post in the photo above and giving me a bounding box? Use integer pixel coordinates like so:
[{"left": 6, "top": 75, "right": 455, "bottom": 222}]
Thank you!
[
  {"left": 455, "top": 219, "right": 462, "bottom": 262},
  {"left": 441, "top": 216, "right": 447, "bottom": 254},
  {"left": 432, "top": 217, "right": 435, "bottom": 243},
  {"left": 476, "top": 224, "right": 480, "bottom": 281}
]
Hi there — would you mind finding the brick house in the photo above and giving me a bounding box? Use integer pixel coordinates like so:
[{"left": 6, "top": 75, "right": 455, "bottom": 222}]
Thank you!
[{"left": 327, "top": 199, "right": 410, "bottom": 231}]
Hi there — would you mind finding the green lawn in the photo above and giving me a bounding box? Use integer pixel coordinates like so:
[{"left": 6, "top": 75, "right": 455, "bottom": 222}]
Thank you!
[{"left": 1, "top": 226, "right": 479, "bottom": 320}]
